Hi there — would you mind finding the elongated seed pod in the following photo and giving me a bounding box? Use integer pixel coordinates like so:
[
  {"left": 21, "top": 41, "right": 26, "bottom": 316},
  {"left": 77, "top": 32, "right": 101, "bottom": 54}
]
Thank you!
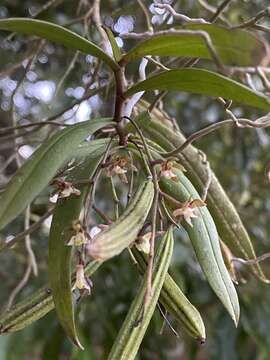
[
  {"left": 0, "top": 260, "right": 100, "bottom": 334},
  {"left": 133, "top": 249, "right": 206, "bottom": 341},
  {"left": 132, "top": 101, "right": 268, "bottom": 283},
  {"left": 108, "top": 227, "right": 174, "bottom": 360},
  {"left": 87, "top": 180, "right": 154, "bottom": 261},
  {"left": 159, "top": 169, "right": 240, "bottom": 325}
]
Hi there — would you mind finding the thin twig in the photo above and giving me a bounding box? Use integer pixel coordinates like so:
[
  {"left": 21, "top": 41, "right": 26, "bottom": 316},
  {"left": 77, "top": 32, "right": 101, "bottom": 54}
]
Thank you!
[
  {"left": 92, "top": 204, "right": 113, "bottom": 224},
  {"left": 232, "top": 251, "right": 270, "bottom": 265},
  {"left": 53, "top": 51, "right": 80, "bottom": 100},
  {"left": 157, "top": 302, "right": 179, "bottom": 337},
  {"left": 209, "top": 0, "right": 233, "bottom": 23},
  {"left": 84, "top": 137, "right": 114, "bottom": 227},
  {"left": 5, "top": 262, "right": 32, "bottom": 311},
  {"left": 137, "top": 0, "right": 153, "bottom": 32},
  {"left": 110, "top": 177, "right": 120, "bottom": 220},
  {"left": 127, "top": 150, "right": 135, "bottom": 205},
  {"left": 198, "top": 0, "right": 230, "bottom": 25},
  {"left": 10, "top": 40, "right": 44, "bottom": 167},
  {"left": 257, "top": 67, "right": 270, "bottom": 92},
  {"left": 0, "top": 208, "right": 54, "bottom": 251},
  {"left": 230, "top": 7, "right": 270, "bottom": 29},
  {"left": 155, "top": 3, "right": 208, "bottom": 24},
  {"left": 24, "top": 206, "right": 38, "bottom": 277},
  {"left": 162, "top": 114, "right": 270, "bottom": 157}
]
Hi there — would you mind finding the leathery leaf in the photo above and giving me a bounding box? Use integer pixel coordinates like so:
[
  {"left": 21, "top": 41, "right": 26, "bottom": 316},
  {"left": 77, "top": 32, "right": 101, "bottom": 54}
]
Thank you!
[
  {"left": 0, "top": 118, "right": 113, "bottom": 230},
  {"left": 159, "top": 169, "right": 240, "bottom": 325},
  {"left": 0, "top": 18, "right": 118, "bottom": 70}
]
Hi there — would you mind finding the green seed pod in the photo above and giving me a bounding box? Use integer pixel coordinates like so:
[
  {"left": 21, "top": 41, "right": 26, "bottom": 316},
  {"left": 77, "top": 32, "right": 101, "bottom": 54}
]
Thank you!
[
  {"left": 133, "top": 249, "right": 206, "bottom": 342},
  {"left": 159, "top": 169, "right": 240, "bottom": 325},
  {"left": 108, "top": 227, "right": 174, "bottom": 360},
  {"left": 132, "top": 101, "right": 268, "bottom": 283},
  {"left": 0, "top": 260, "right": 100, "bottom": 334},
  {"left": 87, "top": 180, "right": 154, "bottom": 261}
]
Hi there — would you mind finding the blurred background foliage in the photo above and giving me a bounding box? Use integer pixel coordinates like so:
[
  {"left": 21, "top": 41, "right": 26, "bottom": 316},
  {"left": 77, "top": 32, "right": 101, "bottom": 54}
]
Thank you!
[{"left": 0, "top": 0, "right": 270, "bottom": 359}]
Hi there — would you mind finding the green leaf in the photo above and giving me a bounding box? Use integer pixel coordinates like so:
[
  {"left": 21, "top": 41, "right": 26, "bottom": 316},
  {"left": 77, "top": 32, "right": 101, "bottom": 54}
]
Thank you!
[
  {"left": 125, "top": 68, "right": 270, "bottom": 111},
  {"left": 103, "top": 26, "right": 122, "bottom": 62},
  {"left": 183, "top": 24, "right": 267, "bottom": 66},
  {"left": 121, "top": 24, "right": 267, "bottom": 66},
  {"left": 0, "top": 18, "right": 119, "bottom": 70},
  {"left": 0, "top": 118, "right": 113, "bottom": 230},
  {"left": 48, "top": 154, "right": 104, "bottom": 349},
  {"left": 160, "top": 169, "right": 240, "bottom": 325}
]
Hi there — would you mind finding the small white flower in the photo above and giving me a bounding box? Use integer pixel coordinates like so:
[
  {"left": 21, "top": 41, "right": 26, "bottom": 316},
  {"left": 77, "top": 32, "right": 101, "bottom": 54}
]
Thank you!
[
  {"left": 52, "top": 179, "right": 81, "bottom": 199},
  {"left": 135, "top": 232, "right": 152, "bottom": 254},
  {"left": 72, "top": 264, "right": 92, "bottom": 294},
  {"left": 159, "top": 160, "right": 185, "bottom": 181},
  {"left": 173, "top": 199, "right": 205, "bottom": 227},
  {"left": 67, "top": 221, "right": 89, "bottom": 246},
  {"left": 106, "top": 156, "right": 136, "bottom": 184}
]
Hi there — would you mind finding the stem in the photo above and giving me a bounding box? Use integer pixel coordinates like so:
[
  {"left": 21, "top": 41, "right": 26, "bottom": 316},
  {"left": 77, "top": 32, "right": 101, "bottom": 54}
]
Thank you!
[{"left": 114, "top": 67, "right": 127, "bottom": 145}]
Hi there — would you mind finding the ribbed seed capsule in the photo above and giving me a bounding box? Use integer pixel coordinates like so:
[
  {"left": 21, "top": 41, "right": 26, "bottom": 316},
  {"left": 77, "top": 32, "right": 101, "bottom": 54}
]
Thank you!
[
  {"left": 159, "top": 169, "right": 240, "bottom": 325},
  {"left": 0, "top": 260, "right": 100, "bottom": 334},
  {"left": 87, "top": 180, "right": 154, "bottom": 261},
  {"left": 108, "top": 227, "right": 174, "bottom": 360},
  {"left": 133, "top": 249, "right": 206, "bottom": 342}
]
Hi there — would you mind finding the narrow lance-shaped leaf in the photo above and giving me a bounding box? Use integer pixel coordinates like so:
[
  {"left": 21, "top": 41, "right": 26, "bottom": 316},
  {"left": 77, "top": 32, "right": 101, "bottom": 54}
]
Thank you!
[
  {"left": 121, "top": 24, "right": 267, "bottom": 66},
  {"left": 0, "top": 118, "right": 113, "bottom": 230},
  {"left": 48, "top": 153, "right": 105, "bottom": 349},
  {"left": 125, "top": 68, "right": 270, "bottom": 111},
  {"left": 159, "top": 169, "right": 240, "bottom": 325},
  {"left": 0, "top": 18, "right": 119, "bottom": 70}
]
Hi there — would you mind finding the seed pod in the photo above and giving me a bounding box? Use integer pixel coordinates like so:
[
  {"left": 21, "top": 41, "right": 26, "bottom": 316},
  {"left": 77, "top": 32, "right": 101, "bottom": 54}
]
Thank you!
[
  {"left": 133, "top": 249, "right": 206, "bottom": 342},
  {"left": 108, "top": 227, "right": 174, "bottom": 360},
  {"left": 87, "top": 180, "right": 154, "bottom": 261},
  {"left": 0, "top": 260, "right": 100, "bottom": 334},
  {"left": 159, "top": 168, "right": 240, "bottom": 325},
  {"left": 132, "top": 101, "right": 268, "bottom": 283}
]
